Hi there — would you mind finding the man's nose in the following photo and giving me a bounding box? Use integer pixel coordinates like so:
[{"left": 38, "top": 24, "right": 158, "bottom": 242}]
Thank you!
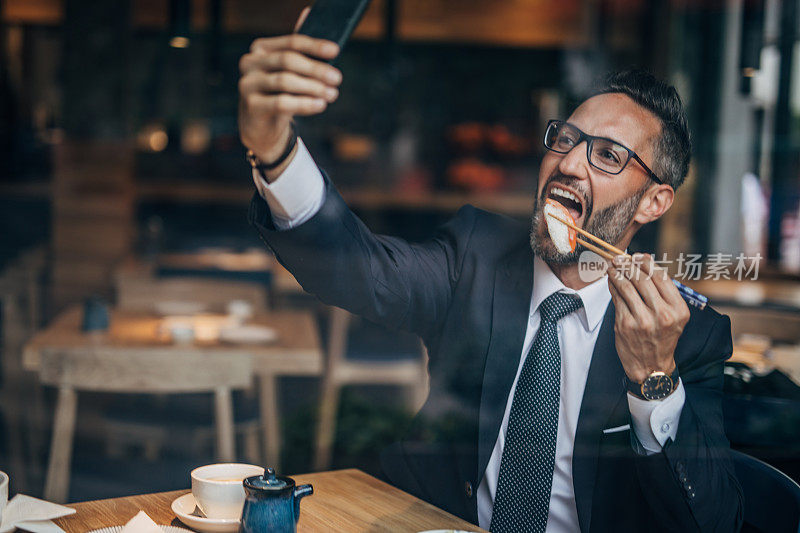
[{"left": 557, "top": 141, "right": 591, "bottom": 181}]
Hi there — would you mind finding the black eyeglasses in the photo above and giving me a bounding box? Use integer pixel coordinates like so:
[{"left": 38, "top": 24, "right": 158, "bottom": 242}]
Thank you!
[{"left": 543, "top": 120, "right": 664, "bottom": 185}]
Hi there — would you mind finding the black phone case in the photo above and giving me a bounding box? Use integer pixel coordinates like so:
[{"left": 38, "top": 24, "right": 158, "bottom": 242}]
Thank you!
[{"left": 297, "top": 0, "right": 371, "bottom": 52}]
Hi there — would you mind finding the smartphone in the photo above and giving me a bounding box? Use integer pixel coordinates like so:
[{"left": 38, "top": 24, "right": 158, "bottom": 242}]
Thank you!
[{"left": 297, "top": 0, "right": 372, "bottom": 59}]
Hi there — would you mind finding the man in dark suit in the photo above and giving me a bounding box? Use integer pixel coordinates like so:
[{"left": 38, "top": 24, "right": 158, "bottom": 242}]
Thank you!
[{"left": 237, "top": 13, "right": 743, "bottom": 532}]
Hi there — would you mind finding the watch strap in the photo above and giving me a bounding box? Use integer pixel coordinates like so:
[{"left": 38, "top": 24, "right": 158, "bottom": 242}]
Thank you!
[
  {"left": 626, "top": 367, "right": 680, "bottom": 400},
  {"left": 247, "top": 123, "right": 298, "bottom": 174}
]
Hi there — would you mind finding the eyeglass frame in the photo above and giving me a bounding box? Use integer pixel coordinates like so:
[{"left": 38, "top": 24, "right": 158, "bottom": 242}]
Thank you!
[{"left": 543, "top": 119, "right": 665, "bottom": 186}]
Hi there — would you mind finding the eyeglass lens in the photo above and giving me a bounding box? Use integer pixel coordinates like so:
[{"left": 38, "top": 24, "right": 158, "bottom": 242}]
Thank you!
[{"left": 545, "top": 122, "right": 630, "bottom": 174}]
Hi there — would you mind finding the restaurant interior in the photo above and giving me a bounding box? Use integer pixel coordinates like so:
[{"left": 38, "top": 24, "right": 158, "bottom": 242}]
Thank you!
[{"left": 1, "top": 0, "right": 800, "bottom": 529}]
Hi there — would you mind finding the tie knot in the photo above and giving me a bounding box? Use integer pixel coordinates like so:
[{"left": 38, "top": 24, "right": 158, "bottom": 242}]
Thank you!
[{"left": 539, "top": 292, "right": 583, "bottom": 323}]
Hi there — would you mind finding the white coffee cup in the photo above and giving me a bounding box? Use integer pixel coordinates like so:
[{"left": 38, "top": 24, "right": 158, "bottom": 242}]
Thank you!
[
  {"left": 191, "top": 463, "right": 262, "bottom": 520},
  {"left": 0, "top": 471, "right": 9, "bottom": 525}
]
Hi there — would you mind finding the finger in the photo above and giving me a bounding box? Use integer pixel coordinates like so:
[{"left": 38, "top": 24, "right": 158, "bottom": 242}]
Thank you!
[
  {"left": 615, "top": 255, "right": 663, "bottom": 310},
  {"left": 240, "top": 51, "right": 342, "bottom": 86},
  {"left": 250, "top": 34, "right": 339, "bottom": 60},
  {"left": 649, "top": 264, "right": 686, "bottom": 308},
  {"left": 630, "top": 253, "right": 654, "bottom": 276},
  {"left": 244, "top": 93, "right": 328, "bottom": 116},
  {"left": 608, "top": 275, "right": 642, "bottom": 339},
  {"left": 631, "top": 253, "right": 684, "bottom": 308},
  {"left": 607, "top": 263, "right": 652, "bottom": 321},
  {"left": 294, "top": 6, "right": 311, "bottom": 32},
  {"left": 240, "top": 71, "right": 338, "bottom": 103},
  {"left": 608, "top": 275, "right": 632, "bottom": 318}
]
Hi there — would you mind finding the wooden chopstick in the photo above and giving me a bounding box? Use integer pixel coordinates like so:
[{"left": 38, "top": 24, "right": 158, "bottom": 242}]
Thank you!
[
  {"left": 547, "top": 212, "right": 629, "bottom": 258},
  {"left": 576, "top": 237, "right": 614, "bottom": 261}
]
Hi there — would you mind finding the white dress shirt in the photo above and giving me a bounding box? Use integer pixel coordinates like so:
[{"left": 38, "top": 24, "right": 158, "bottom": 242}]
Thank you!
[{"left": 253, "top": 138, "right": 687, "bottom": 531}]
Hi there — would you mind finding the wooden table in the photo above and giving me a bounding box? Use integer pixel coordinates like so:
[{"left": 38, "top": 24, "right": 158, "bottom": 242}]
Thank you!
[
  {"left": 24, "top": 306, "right": 323, "bottom": 501},
  {"left": 685, "top": 278, "right": 800, "bottom": 311},
  {"left": 115, "top": 253, "right": 305, "bottom": 307},
  {"left": 54, "top": 469, "right": 485, "bottom": 532},
  {"left": 157, "top": 250, "right": 274, "bottom": 274}
]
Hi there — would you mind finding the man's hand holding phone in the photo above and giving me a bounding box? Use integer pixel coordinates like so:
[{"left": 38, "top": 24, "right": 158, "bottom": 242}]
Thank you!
[{"left": 238, "top": 7, "right": 342, "bottom": 181}]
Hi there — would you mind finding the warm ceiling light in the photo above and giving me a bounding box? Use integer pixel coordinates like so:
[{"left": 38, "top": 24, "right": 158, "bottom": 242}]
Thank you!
[
  {"left": 149, "top": 130, "right": 169, "bottom": 152},
  {"left": 742, "top": 67, "right": 757, "bottom": 77},
  {"left": 170, "top": 36, "right": 190, "bottom": 48},
  {"left": 182, "top": 121, "right": 211, "bottom": 154}
]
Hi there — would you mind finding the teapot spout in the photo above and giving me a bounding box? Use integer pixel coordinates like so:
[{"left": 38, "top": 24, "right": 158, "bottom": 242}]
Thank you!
[{"left": 293, "top": 484, "right": 313, "bottom": 522}]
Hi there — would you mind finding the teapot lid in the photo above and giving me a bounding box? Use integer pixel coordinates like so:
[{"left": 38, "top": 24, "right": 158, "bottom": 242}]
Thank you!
[{"left": 246, "top": 467, "right": 289, "bottom": 491}]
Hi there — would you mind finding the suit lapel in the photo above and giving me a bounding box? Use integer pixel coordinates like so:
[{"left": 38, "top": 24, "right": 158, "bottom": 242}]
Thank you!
[
  {"left": 572, "top": 302, "right": 626, "bottom": 532},
  {"left": 477, "top": 244, "right": 533, "bottom": 481}
]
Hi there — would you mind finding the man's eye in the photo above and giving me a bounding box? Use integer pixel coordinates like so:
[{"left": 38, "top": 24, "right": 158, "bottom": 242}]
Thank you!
[
  {"left": 599, "top": 149, "right": 621, "bottom": 164},
  {"left": 556, "top": 134, "right": 576, "bottom": 147}
]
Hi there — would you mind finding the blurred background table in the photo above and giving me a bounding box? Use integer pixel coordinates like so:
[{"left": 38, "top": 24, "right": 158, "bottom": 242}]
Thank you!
[
  {"left": 154, "top": 248, "right": 274, "bottom": 285},
  {"left": 115, "top": 249, "right": 305, "bottom": 308},
  {"left": 53, "top": 469, "right": 485, "bottom": 532},
  {"left": 686, "top": 278, "right": 800, "bottom": 311}
]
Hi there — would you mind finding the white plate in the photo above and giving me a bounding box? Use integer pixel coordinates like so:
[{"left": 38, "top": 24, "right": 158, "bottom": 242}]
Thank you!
[
  {"left": 88, "top": 527, "right": 190, "bottom": 533},
  {"left": 171, "top": 493, "right": 240, "bottom": 533},
  {"left": 218, "top": 325, "right": 277, "bottom": 345}
]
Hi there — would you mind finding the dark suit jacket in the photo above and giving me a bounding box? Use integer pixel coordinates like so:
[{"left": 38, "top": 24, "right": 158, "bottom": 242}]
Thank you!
[{"left": 249, "top": 175, "right": 743, "bottom": 532}]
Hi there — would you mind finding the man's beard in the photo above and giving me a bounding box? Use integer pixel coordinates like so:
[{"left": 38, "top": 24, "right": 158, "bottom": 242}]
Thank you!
[{"left": 529, "top": 179, "right": 647, "bottom": 264}]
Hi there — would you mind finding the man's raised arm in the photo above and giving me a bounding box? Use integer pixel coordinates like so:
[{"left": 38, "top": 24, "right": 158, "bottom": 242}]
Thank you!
[
  {"left": 238, "top": 10, "right": 474, "bottom": 339},
  {"left": 238, "top": 7, "right": 341, "bottom": 227}
]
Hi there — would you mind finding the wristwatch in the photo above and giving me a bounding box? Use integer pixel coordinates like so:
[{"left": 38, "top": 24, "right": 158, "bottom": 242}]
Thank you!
[
  {"left": 626, "top": 367, "right": 680, "bottom": 401},
  {"left": 246, "top": 123, "right": 298, "bottom": 177}
]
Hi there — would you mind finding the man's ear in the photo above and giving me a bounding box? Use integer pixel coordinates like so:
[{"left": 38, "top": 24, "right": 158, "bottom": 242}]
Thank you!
[{"left": 633, "top": 183, "right": 674, "bottom": 224}]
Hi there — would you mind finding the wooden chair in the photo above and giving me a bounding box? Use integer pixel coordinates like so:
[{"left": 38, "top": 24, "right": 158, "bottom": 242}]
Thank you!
[
  {"left": 108, "top": 275, "right": 267, "bottom": 465},
  {"left": 731, "top": 449, "right": 800, "bottom": 532},
  {"left": 313, "top": 306, "right": 429, "bottom": 470},
  {"left": 0, "top": 246, "right": 48, "bottom": 493},
  {"left": 0, "top": 273, "right": 30, "bottom": 489},
  {"left": 39, "top": 347, "right": 252, "bottom": 503}
]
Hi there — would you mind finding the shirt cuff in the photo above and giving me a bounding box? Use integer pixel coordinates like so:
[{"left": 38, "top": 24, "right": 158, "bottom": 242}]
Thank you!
[
  {"left": 628, "top": 378, "right": 685, "bottom": 455},
  {"left": 251, "top": 137, "right": 325, "bottom": 230}
]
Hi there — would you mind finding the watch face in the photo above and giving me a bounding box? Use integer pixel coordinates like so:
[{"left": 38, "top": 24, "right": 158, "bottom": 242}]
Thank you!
[{"left": 641, "top": 372, "right": 674, "bottom": 400}]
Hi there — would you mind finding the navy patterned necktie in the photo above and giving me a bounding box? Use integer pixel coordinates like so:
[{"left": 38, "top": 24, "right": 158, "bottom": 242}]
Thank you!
[{"left": 490, "top": 292, "right": 584, "bottom": 533}]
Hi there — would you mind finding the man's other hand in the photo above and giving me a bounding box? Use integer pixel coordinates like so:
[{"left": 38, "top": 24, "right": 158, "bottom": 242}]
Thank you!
[{"left": 238, "top": 7, "right": 342, "bottom": 178}]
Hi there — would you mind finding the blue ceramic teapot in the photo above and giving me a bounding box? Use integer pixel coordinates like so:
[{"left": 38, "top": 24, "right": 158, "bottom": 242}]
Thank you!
[{"left": 240, "top": 468, "right": 313, "bottom": 533}]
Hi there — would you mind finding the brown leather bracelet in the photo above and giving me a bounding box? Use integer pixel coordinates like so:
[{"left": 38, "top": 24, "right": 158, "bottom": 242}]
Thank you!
[{"left": 246, "top": 123, "right": 298, "bottom": 174}]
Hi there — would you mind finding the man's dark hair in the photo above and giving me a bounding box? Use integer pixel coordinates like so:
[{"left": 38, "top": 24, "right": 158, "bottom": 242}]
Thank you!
[{"left": 591, "top": 69, "right": 691, "bottom": 190}]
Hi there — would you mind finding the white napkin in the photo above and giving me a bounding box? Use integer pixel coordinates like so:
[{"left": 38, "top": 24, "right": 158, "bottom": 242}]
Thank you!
[
  {"left": 0, "top": 494, "right": 76, "bottom": 533},
  {"left": 120, "top": 511, "right": 162, "bottom": 533}
]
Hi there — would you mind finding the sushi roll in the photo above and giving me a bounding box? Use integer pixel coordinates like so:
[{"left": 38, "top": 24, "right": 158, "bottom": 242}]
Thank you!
[{"left": 544, "top": 198, "right": 577, "bottom": 254}]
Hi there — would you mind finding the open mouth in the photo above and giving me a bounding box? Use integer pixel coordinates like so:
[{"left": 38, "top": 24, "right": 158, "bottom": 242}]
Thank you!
[{"left": 546, "top": 184, "right": 585, "bottom": 225}]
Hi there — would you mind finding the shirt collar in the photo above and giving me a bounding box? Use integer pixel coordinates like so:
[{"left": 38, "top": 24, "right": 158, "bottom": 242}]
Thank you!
[{"left": 531, "top": 255, "right": 611, "bottom": 332}]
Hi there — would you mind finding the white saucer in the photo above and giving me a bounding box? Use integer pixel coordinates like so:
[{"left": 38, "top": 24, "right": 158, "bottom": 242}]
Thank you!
[
  {"left": 171, "top": 493, "right": 240, "bottom": 533},
  {"left": 88, "top": 527, "right": 190, "bottom": 533}
]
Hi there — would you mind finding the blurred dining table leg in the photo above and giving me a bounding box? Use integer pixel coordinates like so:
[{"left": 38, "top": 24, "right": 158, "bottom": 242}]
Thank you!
[
  {"left": 45, "top": 385, "right": 78, "bottom": 503},
  {"left": 259, "top": 375, "right": 281, "bottom": 470},
  {"left": 213, "top": 387, "right": 236, "bottom": 462}
]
